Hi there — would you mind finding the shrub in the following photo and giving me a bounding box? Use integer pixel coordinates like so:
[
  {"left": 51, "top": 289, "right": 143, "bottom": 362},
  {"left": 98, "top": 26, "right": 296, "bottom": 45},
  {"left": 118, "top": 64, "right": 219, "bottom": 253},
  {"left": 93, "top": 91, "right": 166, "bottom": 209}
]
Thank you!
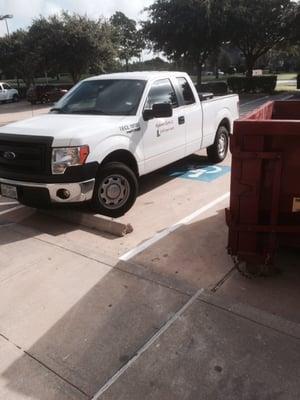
[
  {"left": 196, "top": 81, "right": 228, "bottom": 94},
  {"left": 227, "top": 76, "right": 277, "bottom": 94}
]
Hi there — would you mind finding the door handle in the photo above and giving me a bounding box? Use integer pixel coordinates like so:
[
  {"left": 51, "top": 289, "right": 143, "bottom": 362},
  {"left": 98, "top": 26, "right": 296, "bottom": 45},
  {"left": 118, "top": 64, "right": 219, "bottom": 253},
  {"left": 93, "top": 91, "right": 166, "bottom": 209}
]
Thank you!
[{"left": 178, "top": 116, "right": 185, "bottom": 125}]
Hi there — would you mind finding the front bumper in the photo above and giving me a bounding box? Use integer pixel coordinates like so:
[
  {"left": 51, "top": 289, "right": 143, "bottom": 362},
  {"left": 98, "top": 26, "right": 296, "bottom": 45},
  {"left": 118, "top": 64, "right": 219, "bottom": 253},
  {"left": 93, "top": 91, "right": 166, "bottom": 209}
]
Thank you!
[{"left": 0, "top": 177, "right": 95, "bottom": 207}]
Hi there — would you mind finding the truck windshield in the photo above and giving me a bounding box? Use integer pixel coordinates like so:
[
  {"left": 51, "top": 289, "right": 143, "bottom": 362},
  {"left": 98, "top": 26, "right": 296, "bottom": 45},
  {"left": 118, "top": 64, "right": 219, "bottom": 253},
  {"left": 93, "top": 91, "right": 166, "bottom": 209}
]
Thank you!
[{"left": 52, "top": 79, "right": 146, "bottom": 116}]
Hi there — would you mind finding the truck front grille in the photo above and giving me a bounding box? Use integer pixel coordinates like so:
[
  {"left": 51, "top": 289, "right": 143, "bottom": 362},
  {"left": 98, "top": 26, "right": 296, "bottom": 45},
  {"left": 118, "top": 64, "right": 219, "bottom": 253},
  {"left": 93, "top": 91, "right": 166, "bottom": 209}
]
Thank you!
[{"left": 0, "top": 134, "right": 53, "bottom": 176}]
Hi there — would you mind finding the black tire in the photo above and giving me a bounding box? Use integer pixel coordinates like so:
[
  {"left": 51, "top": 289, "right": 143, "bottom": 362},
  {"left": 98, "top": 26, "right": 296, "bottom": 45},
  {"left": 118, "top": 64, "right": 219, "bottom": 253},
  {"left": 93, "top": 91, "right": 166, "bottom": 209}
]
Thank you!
[
  {"left": 91, "top": 162, "right": 138, "bottom": 218},
  {"left": 12, "top": 94, "right": 19, "bottom": 102},
  {"left": 207, "top": 125, "right": 229, "bottom": 163}
]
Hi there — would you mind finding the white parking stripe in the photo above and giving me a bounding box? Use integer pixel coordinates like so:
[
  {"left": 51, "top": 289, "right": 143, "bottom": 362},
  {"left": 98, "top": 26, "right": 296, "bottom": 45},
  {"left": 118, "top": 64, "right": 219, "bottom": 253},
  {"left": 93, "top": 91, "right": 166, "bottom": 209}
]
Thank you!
[
  {"left": 240, "top": 96, "right": 269, "bottom": 108},
  {"left": 120, "top": 192, "right": 230, "bottom": 261},
  {"left": 280, "top": 94, "right": 294, "bottom": 101},
  {"left": 240, "top": 93, "right": 293, "bottom": 110},
  {"left": 0, "top": 205, "right": 25, "bottom": 216},
  {"left": 91, "top": 288, "right": 204, "bottom": 399},
  {"left": 0, "top": 201, "right": 19, "bottom": 207}
]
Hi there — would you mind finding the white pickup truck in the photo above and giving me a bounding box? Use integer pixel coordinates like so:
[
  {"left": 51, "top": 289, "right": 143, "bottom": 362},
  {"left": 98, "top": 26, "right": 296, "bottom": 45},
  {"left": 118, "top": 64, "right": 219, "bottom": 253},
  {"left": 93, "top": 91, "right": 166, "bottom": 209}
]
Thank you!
[
  {"left": 0, "top": 72, "right": 239, "bottom": 217},
  {"left": 0, "top": 82, "right": 19, "bottom": 103}
]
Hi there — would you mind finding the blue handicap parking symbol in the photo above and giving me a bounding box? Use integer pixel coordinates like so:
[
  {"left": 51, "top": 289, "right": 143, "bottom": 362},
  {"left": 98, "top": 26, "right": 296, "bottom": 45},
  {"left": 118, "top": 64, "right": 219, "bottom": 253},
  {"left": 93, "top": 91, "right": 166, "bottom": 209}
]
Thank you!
[{"left": 169, "top": 165, "right": 231, "bottom": 182}]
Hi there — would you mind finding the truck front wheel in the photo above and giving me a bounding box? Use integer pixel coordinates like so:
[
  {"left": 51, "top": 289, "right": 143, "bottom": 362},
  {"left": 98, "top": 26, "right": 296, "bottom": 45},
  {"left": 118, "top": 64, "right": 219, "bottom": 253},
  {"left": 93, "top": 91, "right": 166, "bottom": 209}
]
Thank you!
[
  {"left": 207, "top": 125, "right": 229, "bottom": 163},
  {"left": 91, "top": 162, "right": 138, "bottom": 218}
]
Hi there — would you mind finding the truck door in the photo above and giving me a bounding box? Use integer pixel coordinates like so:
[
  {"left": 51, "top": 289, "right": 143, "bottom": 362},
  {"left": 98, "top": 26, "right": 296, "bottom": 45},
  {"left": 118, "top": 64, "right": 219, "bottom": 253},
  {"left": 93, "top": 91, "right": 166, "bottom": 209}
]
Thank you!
[
  {"left": 175, "top": 76, "right": 203, "bottom": 155},
  {"left": 141, "top": 78, "right": 186, "bottom": 174}
]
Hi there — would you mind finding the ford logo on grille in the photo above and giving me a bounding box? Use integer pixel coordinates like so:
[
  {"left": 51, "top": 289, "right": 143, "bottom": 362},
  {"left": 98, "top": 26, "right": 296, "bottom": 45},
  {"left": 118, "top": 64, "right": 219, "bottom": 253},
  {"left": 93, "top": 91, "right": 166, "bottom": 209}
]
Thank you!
[{"left": 3, "top": 151, "right": 16, "bottom": 160}]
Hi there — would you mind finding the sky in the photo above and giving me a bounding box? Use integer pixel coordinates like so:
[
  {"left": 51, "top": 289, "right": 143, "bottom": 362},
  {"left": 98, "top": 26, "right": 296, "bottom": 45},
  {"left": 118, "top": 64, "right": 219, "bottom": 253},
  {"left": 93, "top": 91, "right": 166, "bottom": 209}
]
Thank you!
[{"left": 0, "top": 0, "right": 153, "bottom": 36}]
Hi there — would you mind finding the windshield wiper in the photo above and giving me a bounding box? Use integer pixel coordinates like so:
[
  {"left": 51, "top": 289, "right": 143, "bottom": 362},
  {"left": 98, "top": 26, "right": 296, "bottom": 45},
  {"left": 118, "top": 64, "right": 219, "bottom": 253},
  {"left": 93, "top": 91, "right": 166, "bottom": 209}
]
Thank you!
[{"left": 69, "top": 109, "right": 108, "bottom": 115}]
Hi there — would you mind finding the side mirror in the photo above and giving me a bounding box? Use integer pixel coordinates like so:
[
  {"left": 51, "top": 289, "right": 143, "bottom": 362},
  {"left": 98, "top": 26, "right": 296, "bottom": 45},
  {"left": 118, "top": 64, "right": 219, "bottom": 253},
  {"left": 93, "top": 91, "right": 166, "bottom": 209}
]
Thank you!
[
  {"left": 153, "top": 103, "right": 173, "bottom": 118},
  {"left": 143, "top": 103, "right": 173, "bottom": 121}
]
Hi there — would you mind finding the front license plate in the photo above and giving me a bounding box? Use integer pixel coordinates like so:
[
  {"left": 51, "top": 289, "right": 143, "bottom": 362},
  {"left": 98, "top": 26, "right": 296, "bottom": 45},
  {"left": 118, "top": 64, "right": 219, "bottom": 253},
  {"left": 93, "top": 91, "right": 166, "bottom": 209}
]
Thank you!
[{"left": 0, "top": 184, "right": 18, "bottom": 199}]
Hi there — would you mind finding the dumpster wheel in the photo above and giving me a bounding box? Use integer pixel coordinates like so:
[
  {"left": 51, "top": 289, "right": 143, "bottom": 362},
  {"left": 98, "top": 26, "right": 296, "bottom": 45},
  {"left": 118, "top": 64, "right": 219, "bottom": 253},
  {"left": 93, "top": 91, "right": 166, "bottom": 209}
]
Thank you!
[{"left": 233, "top": 258, "right": 280, "bottom": 279}]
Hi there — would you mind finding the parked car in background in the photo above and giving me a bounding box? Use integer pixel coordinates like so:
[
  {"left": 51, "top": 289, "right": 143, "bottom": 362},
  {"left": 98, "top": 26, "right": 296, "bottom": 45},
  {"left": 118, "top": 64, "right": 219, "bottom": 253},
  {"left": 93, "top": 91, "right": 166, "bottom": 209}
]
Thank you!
[
  {"left": 26, "top": 85, "right": 70, "bottom": 105},
  {"left": 0, "top": 83, "right": 19, "bottom": 103}
]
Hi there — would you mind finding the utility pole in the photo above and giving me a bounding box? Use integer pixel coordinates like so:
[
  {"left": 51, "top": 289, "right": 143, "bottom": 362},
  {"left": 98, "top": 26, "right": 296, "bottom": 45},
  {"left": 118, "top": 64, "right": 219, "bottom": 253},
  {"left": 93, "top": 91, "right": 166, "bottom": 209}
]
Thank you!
[{"left": 0, "top": 14, "right": 13, "bottom": 36}]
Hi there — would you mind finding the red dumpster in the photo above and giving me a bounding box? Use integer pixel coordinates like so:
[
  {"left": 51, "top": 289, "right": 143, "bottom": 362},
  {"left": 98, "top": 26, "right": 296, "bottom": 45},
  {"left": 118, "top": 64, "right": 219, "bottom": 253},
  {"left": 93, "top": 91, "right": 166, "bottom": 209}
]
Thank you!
[{"left": 226, "top": 100, "right": 300, "bottom": 268}]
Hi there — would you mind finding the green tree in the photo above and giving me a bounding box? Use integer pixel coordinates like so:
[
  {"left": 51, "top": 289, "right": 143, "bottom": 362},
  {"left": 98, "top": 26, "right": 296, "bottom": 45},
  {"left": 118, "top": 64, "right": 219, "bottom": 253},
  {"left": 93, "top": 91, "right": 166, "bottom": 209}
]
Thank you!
[
  {"left": 110, "top": 11, "right": 144, "bottom": 71},
  {"left": 226, "top": 0, "right": 297, "bottom": 77},
  {"left": 0, "top": 30, "right": 38, "bottom": 87},
  {"left": 28, "top": 16, "right": 64, "bottom": 82},
  {"left": 53, "top": 13, "right": 117, "bottom": 83},
  {"left": 0, "top": 13, "right": 118, "bottom": 85},
  {"left": 142, "top": 0, "right": 226, "bottom": 84}
]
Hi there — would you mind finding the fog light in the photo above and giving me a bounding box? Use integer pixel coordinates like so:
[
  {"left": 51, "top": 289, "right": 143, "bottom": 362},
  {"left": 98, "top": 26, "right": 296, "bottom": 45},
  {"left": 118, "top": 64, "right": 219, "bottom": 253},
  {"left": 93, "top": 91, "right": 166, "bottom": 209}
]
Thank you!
[{"left": 57, "top": 189, "right": 71, "bottom": 200}]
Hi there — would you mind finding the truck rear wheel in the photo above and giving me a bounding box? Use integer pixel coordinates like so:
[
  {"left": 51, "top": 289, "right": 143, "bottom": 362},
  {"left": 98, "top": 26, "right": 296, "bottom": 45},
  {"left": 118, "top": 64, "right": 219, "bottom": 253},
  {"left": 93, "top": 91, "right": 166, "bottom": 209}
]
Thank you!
[
  {"left": 91, "top": 162, "right": 138, "bottom": 218},
  {"left": 207, "top": 125, "right": 229, "bottom": 163}
]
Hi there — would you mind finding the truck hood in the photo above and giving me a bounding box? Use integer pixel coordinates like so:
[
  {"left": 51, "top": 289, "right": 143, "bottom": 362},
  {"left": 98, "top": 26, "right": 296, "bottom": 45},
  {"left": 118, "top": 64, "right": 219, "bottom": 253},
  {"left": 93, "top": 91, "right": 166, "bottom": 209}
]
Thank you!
[{"left": 0, "top": 113, "right": 139, "bottom": 146}]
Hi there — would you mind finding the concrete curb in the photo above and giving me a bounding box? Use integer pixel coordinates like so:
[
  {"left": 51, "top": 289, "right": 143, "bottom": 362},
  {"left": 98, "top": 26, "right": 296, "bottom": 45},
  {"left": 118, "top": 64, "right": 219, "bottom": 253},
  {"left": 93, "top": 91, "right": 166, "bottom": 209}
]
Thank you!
[{"left": 40, "top": 209, "right": 133, "bottom": 237}]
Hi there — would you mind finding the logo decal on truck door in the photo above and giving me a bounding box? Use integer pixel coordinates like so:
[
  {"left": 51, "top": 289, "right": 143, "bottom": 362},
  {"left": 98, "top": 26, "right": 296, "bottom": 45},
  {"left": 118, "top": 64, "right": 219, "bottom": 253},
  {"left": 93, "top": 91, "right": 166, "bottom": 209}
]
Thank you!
[
  {"left": 3, "top": 151, "right": 16, "bottom": 160},
  {"left": 155, "top": 120, "right": 174, "bottom": 136}
]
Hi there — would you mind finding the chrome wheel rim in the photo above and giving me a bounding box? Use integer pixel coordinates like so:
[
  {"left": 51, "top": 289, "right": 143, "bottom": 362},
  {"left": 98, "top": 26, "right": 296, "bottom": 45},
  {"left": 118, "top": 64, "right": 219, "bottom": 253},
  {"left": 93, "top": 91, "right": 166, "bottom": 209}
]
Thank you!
[
  {"left": 98, "top": 174, "right": 130, "bottom": 210},
  {"left": 218, "top": 133, "right": 227, "bottom": 158}
]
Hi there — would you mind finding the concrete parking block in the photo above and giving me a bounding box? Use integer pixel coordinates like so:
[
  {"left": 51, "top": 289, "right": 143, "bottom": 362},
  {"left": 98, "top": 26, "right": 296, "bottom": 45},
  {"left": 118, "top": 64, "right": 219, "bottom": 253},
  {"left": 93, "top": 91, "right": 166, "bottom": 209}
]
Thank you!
[
  {"left": 99, "top": 297, "right": 300, "bottom": 400},
  {"left": 40, "top": 208, "right": 133, "bottom": 237},
  {"left": 0, "top": 227, "right": 188, "bottom": 396},
  {"left": 0, "top": 337, "right": 87, "bottom": 400}
]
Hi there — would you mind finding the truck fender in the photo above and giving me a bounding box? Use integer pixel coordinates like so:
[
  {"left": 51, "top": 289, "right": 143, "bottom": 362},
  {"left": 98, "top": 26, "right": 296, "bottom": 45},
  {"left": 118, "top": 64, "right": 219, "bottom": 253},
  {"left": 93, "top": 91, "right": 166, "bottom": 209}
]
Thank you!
[
  {"left": 214, "top": 109, "right": 232, "bottom": 136},
  {"left": 89, "top": 135, "right": 143, "bottom": 175}
]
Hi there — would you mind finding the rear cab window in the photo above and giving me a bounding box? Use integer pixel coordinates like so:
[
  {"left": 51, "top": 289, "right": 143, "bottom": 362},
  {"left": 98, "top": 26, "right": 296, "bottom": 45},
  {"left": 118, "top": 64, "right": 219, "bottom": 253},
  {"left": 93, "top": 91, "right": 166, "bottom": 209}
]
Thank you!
[
  {"left": 3, "top": 84, "right": 11, "bottom": 90},
  {"left": 144, "top": 79, "right": 178, "bottom": 110},
  {"left": 176, "top": 77, "right": 196, "bottom": 105}
]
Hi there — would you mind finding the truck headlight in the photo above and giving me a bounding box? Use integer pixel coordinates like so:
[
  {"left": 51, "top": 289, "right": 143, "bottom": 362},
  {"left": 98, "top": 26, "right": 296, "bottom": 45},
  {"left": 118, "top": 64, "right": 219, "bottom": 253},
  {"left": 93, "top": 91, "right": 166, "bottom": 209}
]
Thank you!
[{"left": 51, "top": 145, "right": 89, "bottom": 174}]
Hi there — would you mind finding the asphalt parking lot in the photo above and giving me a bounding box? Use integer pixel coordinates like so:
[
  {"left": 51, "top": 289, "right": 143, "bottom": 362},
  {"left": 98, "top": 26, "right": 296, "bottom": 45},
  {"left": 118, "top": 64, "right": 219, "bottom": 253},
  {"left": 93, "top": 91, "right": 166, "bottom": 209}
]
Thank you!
[{"left": 0, "top": 93, "right": 300, "bottom": 400}]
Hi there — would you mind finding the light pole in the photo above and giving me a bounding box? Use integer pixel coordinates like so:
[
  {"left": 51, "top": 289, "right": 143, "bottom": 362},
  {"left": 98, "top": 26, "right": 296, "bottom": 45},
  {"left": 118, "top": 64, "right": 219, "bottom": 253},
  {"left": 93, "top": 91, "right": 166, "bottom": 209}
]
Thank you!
[{"left": 0, "top": 14, "right": 13, "bottom": 36}]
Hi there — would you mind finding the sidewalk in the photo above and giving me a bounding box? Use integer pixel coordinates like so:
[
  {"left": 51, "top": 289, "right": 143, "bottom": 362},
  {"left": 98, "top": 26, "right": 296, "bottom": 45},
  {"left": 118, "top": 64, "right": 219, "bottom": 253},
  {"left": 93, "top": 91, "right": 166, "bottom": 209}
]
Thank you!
[{"left": 0, "top": 204, "right": 299, "bottom": 399}]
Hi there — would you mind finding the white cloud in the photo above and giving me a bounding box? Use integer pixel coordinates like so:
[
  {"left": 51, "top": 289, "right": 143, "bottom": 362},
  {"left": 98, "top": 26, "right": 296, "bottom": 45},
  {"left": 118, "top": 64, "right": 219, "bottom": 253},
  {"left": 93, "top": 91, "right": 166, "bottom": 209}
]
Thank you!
[{"left": 0, "top": 0, "right": 152, "bottom": 36}]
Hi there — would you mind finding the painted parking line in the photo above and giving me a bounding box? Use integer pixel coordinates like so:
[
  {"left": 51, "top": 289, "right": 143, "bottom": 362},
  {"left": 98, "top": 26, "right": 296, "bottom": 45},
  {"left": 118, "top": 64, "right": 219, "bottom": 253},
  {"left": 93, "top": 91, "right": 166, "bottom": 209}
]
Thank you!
[
  {"left": 0, "top": 201, "right": 20, "bottom": 207},
  {"left": 0, "top": 205, "right": 25, "bottom": 216},
  {"left": 120, "top": 192, "right": 230, "bottom": 261},
  {"left": 240, "top": 96, "right": 269, "bottom": 108},
  {"left": 240, "top": 94, "right": 293, "bottom": 117}
]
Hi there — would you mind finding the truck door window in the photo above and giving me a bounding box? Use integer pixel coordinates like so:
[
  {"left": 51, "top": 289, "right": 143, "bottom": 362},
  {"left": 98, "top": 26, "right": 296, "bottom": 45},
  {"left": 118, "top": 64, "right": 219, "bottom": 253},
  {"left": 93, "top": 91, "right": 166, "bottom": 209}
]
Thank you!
[
  {"left": 145, "top": 79, "right": 178, "bottom": 110},
  {"left": 176, "top": 77, "right": 195, "bottom": 105},
  {"left": 3, "top": 84, "right": 11, "bottom": 90}
]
